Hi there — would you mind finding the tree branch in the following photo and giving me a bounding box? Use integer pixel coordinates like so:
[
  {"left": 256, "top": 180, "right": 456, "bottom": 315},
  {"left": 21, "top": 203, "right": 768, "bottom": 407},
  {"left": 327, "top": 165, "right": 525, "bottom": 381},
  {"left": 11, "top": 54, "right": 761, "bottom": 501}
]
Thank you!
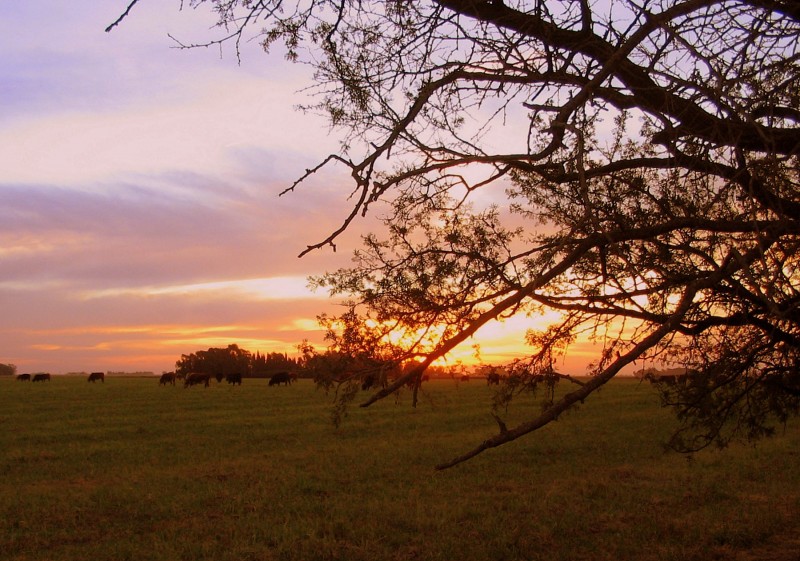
[
  {"left": 434, "top": 285, "right": 698, "bottom": 469},
  {"left": 105, "top": 0, "right": 141, "bottom": 33}
]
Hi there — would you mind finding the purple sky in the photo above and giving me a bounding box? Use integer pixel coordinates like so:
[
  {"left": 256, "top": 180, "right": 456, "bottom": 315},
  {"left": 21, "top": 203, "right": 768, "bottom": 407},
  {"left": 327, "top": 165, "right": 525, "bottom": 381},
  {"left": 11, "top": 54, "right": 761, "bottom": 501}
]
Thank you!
[{"left": 0, "top": 2, "right": 603, "bottom": 375}]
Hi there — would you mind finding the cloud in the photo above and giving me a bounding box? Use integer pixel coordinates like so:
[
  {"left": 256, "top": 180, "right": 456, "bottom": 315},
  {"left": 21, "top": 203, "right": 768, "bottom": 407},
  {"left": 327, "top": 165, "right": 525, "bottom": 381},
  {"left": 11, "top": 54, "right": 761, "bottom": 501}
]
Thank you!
[
  {"left": 0, "top": 76, "right": 331, "bottom": 185},
  {"left": 0, "top": 1, "right": 579, "bottom": 377},
  {"left": 0, "top": 2, "right": 357, "bottom": 375},
  {"left": 81, "top": 276, "right": 325, "bottom": 301}
]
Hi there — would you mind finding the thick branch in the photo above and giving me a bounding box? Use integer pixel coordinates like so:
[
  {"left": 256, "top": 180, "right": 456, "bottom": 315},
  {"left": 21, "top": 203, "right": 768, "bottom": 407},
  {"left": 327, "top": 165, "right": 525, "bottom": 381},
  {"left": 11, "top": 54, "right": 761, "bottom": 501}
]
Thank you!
[
  {"left": 436, "top": 0, "right": 800, "bottom": 155},
  {"left": 434, "top": 284, "right": 699, "bottom": 470},
  {"left": 359, "top": 235, "right": 600, "bottom": 407}
]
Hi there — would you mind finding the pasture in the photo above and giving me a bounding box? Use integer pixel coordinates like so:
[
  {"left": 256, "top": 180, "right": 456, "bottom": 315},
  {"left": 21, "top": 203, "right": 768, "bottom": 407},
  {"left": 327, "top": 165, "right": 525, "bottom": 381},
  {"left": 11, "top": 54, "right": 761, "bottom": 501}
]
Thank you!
[{"left": 1, "top": 376, "right": 798, "bottom": 561}]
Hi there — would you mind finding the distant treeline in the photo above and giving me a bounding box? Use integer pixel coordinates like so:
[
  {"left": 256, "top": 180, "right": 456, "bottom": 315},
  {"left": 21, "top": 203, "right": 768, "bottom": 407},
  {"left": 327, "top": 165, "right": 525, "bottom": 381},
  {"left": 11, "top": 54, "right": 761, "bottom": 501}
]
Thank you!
[{"left": 175, "top": 344, "right": 300, "bottom": 380}]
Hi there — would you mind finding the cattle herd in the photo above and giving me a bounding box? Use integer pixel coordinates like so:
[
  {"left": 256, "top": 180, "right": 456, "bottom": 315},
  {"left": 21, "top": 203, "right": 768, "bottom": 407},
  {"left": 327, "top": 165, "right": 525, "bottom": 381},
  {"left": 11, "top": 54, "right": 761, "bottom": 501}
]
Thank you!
[
  {"left": 15, "top": 370, "right": 298, "bottom": 387},
  {"left": 14, "top": 373, "right": 50, "bottom": 382}
]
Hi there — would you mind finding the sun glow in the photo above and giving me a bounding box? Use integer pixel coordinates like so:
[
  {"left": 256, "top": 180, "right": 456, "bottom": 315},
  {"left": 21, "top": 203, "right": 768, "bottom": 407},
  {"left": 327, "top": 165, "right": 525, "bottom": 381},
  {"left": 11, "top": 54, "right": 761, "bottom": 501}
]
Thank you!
[{"left": 325, "top": 309, "right": 573, "bottom": 368}]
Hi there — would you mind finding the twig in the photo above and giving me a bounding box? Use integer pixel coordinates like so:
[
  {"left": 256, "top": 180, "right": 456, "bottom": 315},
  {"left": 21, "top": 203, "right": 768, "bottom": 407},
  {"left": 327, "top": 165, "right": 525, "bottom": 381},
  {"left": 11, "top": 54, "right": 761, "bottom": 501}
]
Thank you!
[{"left": 105, "top": 0, "right": 141, "bottom": 33}]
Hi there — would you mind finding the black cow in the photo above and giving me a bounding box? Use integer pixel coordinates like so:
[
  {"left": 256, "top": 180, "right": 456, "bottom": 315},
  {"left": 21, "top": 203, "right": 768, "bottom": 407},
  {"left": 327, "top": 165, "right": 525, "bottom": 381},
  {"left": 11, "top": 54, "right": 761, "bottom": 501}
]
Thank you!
[
  {"left": 404, "top": 374, "right": 430, "bottom": 389},
  {"left": 88, "top": 372, "right": 105, "bottom": 383},
  {"left": 16, "top": 373, "right": 31, "bottom": 381},
  {"left": 645, "top": 373, "right": 687, "bottom": 385},
  {"left": 184, "top": 372, "right": 211, "bottom": 388},
  {"left": 268, "top": 372, "right": 292, "bottom": 386},
  {"left": 32, "top": 373, "right": 51, "bottom": 382},
  {"left": 362, "top": 373, "right": 380, "bottom": 391},
  {"left": 226, "top": 372, "right": 242, "bottom": 385},
  {"left": 486, "top": 371, "right": 501, "bottom": 386},
  {"left": 159, "top": 372, "right": 177, "bottom": 386}
]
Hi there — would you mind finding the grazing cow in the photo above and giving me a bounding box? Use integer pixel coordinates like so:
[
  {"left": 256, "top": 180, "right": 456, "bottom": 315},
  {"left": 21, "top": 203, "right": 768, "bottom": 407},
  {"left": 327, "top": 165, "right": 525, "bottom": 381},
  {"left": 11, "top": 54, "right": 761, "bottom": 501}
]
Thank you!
[
  {"left": 362, "top": 373, "right": 380, "bottom": 391},
  {"left": 268, "top": 372, "right": 292, "bottom": 386},
  {"left": 646, "top": 372, "right": 687, "bottom": 385},
  {"left": 486, "top": 371, "right": 501, "bottom": 386},
  {"left": 88, "top": 372, "right": 105, "bottom": 383},
  {"left": 660, "top": 374, "right": 687, "bottom": 385},
  {"left": 460, "top": 374, "right": 470, "bottom": 382},
  {"left": 226, "top": 372, "right": 242, "bottom": 386},
  {"left": 403, "top": 372, "right": 430, "bottom": 389},
  {"left": 16, "top": 373, "right": 31, "bottom": 381},
  {"left": 32, "top": 373, "right": 51, "bottom": 382},
  {"left": 159, "top": 372, "right": 177, "bottom": 386},
  {"left": 184, "top": 372, "right": 211, "bottom": 388}
]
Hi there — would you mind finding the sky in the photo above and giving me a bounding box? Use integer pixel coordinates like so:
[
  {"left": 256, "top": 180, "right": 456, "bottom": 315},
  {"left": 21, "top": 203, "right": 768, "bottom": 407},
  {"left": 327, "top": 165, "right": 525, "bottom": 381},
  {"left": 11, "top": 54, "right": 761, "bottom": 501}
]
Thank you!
[{"left": 0, "top": 2, "right": 604, "bottom": 376}]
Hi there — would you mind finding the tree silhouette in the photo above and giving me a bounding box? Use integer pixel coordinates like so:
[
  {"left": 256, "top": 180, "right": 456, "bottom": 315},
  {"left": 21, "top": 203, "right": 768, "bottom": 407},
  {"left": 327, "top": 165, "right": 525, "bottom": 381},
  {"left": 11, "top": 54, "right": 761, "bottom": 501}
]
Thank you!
[
  {"left": 175, "top": 344, "right": 252, "bottom": 381},
  {"left": 251, "top": 351, "right": 299, "bottom": 377},
  {"left": 113, "top": 1, "right": 800, "bottom": 468}
]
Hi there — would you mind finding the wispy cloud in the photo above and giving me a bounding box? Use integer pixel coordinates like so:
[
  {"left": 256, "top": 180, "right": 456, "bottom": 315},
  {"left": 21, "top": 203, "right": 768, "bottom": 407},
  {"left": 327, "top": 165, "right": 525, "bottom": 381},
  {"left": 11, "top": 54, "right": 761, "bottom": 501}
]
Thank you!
[
  {"left": 0, "top": 2, "right": 354, "bottom": 373},
  {"left": 0, "top": 1, "right": 559, "bottom": 376},
  {"left": 81, "top": 276, "right": 324, "bottom": 301}
]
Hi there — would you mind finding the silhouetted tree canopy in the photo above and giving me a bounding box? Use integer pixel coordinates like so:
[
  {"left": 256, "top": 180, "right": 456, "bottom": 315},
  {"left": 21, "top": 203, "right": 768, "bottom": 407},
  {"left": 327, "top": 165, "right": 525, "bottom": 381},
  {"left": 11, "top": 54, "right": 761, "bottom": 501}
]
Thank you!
[
  {"left": 176, "top": 344, "right": 252, "bottom": 381},
  {"left": 175, "top": 344, "right": 298, "bottom": 380},
  {"left": 252, "top": 350, "right": 298, "bottom": 377},
  {"left": 115, "top": 1, "right": 800, "bottom": 468}
]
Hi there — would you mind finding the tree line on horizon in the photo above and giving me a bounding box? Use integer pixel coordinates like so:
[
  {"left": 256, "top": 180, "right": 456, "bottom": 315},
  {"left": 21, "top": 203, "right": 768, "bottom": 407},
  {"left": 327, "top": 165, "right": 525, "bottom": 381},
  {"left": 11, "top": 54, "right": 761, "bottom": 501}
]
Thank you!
[
  {"left": 174, "top": 344, "right": 300, "bottom": 380},
  {"left": 173, "top": 341, "right": 468, "bottom": 384}
]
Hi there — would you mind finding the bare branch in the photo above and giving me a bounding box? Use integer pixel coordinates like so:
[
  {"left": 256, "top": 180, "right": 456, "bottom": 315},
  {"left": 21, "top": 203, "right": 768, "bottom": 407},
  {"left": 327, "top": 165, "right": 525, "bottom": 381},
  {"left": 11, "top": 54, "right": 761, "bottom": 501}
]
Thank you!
[{"left": 105, "top": 0, "right": 141, "bottom": 33}]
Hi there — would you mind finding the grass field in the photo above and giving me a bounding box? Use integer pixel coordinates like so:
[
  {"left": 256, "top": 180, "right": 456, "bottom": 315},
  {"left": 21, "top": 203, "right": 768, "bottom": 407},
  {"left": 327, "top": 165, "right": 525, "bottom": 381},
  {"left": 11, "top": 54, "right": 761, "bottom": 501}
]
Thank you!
[{"left": 1, "top": 376, "right": 798, "bottom": 561}]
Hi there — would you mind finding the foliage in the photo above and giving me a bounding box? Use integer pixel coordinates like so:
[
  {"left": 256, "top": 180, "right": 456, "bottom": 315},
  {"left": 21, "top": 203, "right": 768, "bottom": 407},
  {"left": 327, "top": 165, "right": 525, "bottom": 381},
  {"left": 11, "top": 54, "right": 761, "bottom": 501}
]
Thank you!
[
  {"left": 295, "top": 310, "right": 414, "bottom": 425},
  {"left": 0, "top": 363, "right": 16, "bottom": 376},
  {"left": 251, "top": 350, "right": 298, "bottom": 377},
  {"left": 114, "top": 1, "right": 800, "bottom": 466},
  {"left": 175, "top": 344, "right": 298, "bottom": 380}
]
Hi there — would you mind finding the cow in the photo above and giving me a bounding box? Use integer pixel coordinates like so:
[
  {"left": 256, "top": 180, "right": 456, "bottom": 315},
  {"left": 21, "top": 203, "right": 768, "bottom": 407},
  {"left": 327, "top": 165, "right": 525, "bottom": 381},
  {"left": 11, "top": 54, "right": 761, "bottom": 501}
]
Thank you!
[
  {"left": 362, "top": 373, "right": 380, "bottom": 391},
  {"left": 88, "top": 372, "right": 105, "bottom": 383},
  {"left": 407, "top": 373, "right": 431, "bottom": 389},
  {"left": 486, "top": 370, "right": 501, "bottom": 385},
  {"left": 268, "top": 372, "right": 292, "bottom": 386},
  {"left": 32, "top": 373, "right": 51, "bottom": 382},
  {"left": 226, "top": 372, "right": 242, "bottom": 386},
  {"left": 159, "top": 372, "right": 177, "bottom": 386},
  {"left": 645, "top": 372, "right": 687, "bottom": 385},
  {"left": 16, "top": 373, "right": 31, "bottom": 381},
  {"left": 460, "top": 374, "right": 470, "bottom": 382},
  {"left": 184, "top": 372, "right": 211, "bottom": 388}
]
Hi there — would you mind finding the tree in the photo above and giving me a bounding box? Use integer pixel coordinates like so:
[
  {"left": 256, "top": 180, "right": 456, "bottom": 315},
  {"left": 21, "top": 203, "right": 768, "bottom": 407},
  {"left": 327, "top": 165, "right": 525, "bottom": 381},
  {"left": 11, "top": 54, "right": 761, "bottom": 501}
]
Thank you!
[
  {"left": 175, "top": 344, "right": 252, "bottom": 381},
  {"left": 114, "top": 1, "right": 799, "bottom": 468},
  {"left": 176, "top": 345, "right": 300, "bottom": 379},
  {"left": 0, "top": 363, "right": 17, "bottom": 377},
  {"left": 296, "top": 310, "right": 411, "bottom": 423},
  {"left": 252, "top": 351, "right": 299, "bottom": 377}
]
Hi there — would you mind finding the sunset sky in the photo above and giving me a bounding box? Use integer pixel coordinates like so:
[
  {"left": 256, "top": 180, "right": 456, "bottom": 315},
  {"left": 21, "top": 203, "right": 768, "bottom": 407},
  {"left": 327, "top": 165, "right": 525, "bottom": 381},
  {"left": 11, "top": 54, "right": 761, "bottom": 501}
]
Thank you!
[{"left": 0, "top": 2, "right": 603, "bottom": 375}]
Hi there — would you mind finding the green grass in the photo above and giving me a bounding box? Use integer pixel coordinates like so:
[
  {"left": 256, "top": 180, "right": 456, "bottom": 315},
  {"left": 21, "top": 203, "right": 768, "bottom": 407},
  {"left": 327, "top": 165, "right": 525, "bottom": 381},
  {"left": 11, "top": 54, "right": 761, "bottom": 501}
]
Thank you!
[{"left": 1, "top": 376, "right": 798, "bottom": 561}]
